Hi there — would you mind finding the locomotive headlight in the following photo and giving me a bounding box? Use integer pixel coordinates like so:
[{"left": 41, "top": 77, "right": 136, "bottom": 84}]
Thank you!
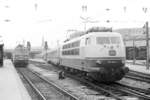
[
  {"left": 121, "top": 59, "right": 125, "bottom": 64},
  {"left": 96, "top": 60, "right": 102, "bottom": 64}
]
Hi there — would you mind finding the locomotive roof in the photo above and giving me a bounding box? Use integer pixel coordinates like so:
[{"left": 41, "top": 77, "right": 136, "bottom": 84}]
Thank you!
[
  {"left": 66, "top": 27, "right": 112, "bottom": 41},
  {"left": 63, "top": 32, "right": 121, "bottom": 44},
  {"left": 86, "top": 27, "right": 112, "bottom": 33}
]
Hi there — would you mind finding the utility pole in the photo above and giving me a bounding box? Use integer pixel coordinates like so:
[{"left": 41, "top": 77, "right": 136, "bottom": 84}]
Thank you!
[
  {"left": 142, "top": 7, "right": 149, "bottom": 69},
  {"left": 81, "top": 4, "right": 88, "bottom": 31},
  {"left": 44, "top": 41, "right": 48, "bottom": 61},
  {"left": 145, "top": 21, "right": 149, "bottom": 69}
]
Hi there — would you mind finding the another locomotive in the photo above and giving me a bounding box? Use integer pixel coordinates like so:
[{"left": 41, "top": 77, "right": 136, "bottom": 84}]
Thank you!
[{"left": 12, "top": 44, "right": 29, "bottom": 67}]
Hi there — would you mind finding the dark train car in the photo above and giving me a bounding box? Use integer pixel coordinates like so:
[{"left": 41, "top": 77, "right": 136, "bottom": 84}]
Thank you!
[
  {"left": 125, "top": 38, "right": 149, "bottom": 60},
  {"left": 0, "top": 44, "right": 4, "bottom": 66},
  {"left": 13, "top": 44, "right": 29, "bottom": 67},
  {"left": 126, "top": 46, "right": 139, "bottom": 60},
  {"left": 136, "top": 46, "right": 146, "bottom": 60},
  {"left": 126, "top": 46, "right": 147, "bottom": 60}
]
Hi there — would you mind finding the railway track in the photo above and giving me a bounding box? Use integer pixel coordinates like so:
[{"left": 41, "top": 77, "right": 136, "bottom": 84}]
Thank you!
[
  {"left": 126, "top": 70, "right": 150, "bottom": 83},
  {"left": 31, "top": 62, "right": 149, "bottom": 100},
  {"left": 112, "top": 82, "right": 150, "bottom": 99},
  {"left": 67, "top": 74, "right": 129, "bottom": 100},
  {"left": 29, "top": 61, "right": 150, "bottom": 100},
  {"left": 67, "top": 73, "right": 150, "bottom": 100},
  {"left": 126, "top": 61, "right": 145, "bottom": 66},
  {"left": 17, "top": 68, "right": 79, "bottom": 100}
]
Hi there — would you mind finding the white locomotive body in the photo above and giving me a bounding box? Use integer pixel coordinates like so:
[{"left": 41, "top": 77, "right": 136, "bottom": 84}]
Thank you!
[{"left": 44, "top": 29, "right": 129, "bottom": 82}]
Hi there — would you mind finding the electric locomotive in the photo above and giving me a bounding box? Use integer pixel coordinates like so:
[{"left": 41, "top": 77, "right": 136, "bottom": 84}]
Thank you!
[
  {"left": 12, "top": 44, "right": 29, "bottom": 67},
  {"left": 44, "top": 27, "right": 129, "bottom": 82}
]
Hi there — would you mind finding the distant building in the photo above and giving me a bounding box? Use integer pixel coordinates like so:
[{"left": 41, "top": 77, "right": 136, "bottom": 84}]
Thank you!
[{"left": 115, "top": 28, "right": 150, "bottom": 41}]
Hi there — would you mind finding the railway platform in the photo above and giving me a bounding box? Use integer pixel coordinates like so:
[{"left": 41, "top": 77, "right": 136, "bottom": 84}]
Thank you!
[
  {"left": 126, "top": 60, "right": 150, "bottom": 74},
  {"left": 0, "top": 59, "right": 31, "bottom": 100},
  {"left": 29, "top": 58, "right": 46, "bottom": 64}
]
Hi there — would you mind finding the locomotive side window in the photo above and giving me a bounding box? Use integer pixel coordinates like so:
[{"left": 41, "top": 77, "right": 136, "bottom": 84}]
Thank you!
[
  {"left": 62, "top": 40, "right": 80, "bottom": 49},
  {"left": 96, "top": 37, "right": 110, "bottom": 44}
]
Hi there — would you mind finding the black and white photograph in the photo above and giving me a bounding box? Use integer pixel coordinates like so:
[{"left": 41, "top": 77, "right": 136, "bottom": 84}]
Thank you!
[{"left": 1, "top": 0, "right": 150, "bottom": 100}]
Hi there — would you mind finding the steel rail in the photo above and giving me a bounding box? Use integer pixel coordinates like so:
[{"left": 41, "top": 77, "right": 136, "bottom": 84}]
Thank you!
[
  {"left": 18, "top": 69, "right": 47, "bottom": 100},
  {"left": 30, "top": 61, "right": 127, "bottom": 100},
  {"left": 115, "top": 82, "right": 150, "bottom": 94},
  {"left": 65, "top": 73, "right": 126, "bottom": 100},
  {"left": 30, "top": 60, "right": 149, "bottom": 99},
  {"left": 111, "top": 82, "right": 150, "bottom": 100},
  {"left": 125, "top": 74, "right": 150, "bottom": 83},
  {"left": 65, "top": 72, "right": 150, "bottom": 100},
  {"left": 129, "top": 70, "right": 150, "bottom": 78},
  {"left": 29, "top": 69, "right": 80, "bottom": 100},
  {"left": 126, "top": 70, "right": 150, "bottom": 83}
]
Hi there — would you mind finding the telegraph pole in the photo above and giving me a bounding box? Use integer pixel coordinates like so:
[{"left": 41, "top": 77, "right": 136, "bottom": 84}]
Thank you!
[
  {"left": 142, "top": 7, "right": 149, "bottom": 69},
  {"left": 44, "top": 41, "right": 48, "bottom": 61},
  {"left": 145, "top": 21, "right": 149, "bottom": 69}
]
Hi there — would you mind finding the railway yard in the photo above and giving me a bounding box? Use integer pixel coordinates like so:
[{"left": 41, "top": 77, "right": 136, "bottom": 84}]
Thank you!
[
  {"left": 1, "top": 59, "right": 148, "bottom": 100},
  {"left": 2, "top": 0, "right": 150, "bottom": 100}
]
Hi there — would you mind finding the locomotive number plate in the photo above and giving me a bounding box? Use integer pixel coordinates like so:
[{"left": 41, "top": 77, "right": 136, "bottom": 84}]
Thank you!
[{"left": 109, "top": 50, "right": 116, "bottom": 56}]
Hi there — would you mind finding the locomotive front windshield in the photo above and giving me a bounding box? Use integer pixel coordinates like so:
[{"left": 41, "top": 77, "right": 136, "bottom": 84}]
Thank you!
[
  {"left": 96, "top": 37, "right": 121, "bottom": 44},
  {"left": 110, "top": 37, "right": 120, "bottom": 44}
]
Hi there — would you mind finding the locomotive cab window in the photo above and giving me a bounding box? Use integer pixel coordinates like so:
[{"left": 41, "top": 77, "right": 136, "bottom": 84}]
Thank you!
[
  {"left": 96, "top": 37, "right": 121, "bottom": 44},
  {"left": 110, "top": 37, "right": 121, "bottom": 44},
  {"left": 96, "top": 37, "right": 110, "bottom": 44}
]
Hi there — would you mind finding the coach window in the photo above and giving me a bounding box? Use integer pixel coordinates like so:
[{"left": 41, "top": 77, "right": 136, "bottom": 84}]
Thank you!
[{"left": 85, "top": 37, "right": 91, "bottom": 45}]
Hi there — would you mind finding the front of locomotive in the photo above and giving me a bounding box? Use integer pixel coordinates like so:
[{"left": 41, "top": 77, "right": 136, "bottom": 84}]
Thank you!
[{"left": 84, "top": 32, "right": 129, "bottom": 82}]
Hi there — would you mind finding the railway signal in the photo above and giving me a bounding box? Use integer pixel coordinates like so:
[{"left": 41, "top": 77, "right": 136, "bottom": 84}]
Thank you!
[
  {"left": 27, "top": 41, "right": 31, "bottom": 52},
  {"left": 44, "top": 41, "right": 48, "bottom": 61}
]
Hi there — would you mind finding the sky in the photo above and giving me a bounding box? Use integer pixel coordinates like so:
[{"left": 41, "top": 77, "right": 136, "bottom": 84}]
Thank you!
[{"left": 1, "top": 0, "right": 150, "bottom": 49}]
